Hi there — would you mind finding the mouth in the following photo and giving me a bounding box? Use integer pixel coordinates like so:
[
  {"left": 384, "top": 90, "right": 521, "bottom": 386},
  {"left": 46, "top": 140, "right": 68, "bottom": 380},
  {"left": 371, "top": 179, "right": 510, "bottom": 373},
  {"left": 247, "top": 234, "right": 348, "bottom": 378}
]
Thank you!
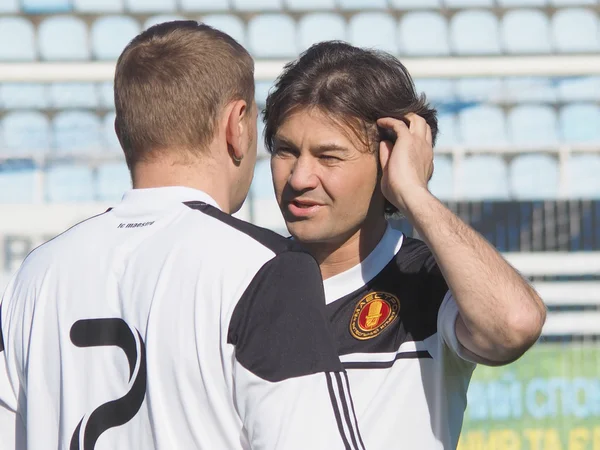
[{"left": 286, "top": 199, "right": 324, "bottom": 218}]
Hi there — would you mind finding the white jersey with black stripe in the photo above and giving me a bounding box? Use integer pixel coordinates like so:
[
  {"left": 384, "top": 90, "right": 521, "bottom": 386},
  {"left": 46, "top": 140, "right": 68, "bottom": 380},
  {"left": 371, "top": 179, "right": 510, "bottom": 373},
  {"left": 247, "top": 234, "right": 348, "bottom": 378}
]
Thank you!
[
  {"left": 0, "top": 187, "right": 363, "bottom": 450},
  {"left": 322, "top": 220, "right": 477, "bottom": 449}
]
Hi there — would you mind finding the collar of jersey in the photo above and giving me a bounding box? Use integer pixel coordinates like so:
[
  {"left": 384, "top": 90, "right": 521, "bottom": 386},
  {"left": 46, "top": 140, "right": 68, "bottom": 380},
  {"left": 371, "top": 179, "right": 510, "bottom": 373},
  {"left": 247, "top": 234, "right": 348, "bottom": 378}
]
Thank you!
[
  {"left": 323, "top": 221, "right": 404, "bottom": 305},
  {"left": 119, "top": 186, "right": 221, "bottom": 210}
]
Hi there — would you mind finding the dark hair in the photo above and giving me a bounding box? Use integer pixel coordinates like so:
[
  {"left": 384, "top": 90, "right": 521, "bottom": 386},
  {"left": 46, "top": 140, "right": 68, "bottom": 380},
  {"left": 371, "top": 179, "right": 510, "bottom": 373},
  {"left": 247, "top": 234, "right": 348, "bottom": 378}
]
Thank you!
[
  {"left": 115, "top": 21, "right": 254, "bottom": 170},
  {"left": 263, "top": 41, "right": 437, "bottom": 214}
]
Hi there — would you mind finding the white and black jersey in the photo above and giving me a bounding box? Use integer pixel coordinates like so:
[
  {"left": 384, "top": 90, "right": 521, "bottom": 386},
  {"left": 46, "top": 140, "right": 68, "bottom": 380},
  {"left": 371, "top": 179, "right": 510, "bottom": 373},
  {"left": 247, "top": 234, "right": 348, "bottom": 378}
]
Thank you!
[
  {"left": 0, "top": 187, "right": 363, "bottom": 450},
  {"left": 322, "top": 220, "right": 477, "bottom": 449}
]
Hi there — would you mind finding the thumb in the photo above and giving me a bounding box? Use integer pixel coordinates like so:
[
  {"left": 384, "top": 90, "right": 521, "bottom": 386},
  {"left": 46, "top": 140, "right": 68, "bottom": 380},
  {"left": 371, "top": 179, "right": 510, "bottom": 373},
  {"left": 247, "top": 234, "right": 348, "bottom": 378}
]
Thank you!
[{"left": 379, "top": 140, "right": 393, "bottom": 170}]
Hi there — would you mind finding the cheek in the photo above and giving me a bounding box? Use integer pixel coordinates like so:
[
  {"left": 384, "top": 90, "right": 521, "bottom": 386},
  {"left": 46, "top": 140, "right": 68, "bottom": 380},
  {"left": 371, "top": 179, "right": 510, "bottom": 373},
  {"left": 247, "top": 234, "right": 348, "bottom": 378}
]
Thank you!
[
  {"left": 327, "top": 163, "right": 378, "bottom": 203},
  {"left": 270, "top": 159, "right": 288, "bottom": 196}
]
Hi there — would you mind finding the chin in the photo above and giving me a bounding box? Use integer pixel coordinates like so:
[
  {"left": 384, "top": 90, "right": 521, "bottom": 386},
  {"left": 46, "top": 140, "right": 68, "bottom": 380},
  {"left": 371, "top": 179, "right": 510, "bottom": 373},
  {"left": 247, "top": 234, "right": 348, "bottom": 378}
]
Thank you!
[{"left": 286, "top": 221, "right": 333, "bottom": 244}]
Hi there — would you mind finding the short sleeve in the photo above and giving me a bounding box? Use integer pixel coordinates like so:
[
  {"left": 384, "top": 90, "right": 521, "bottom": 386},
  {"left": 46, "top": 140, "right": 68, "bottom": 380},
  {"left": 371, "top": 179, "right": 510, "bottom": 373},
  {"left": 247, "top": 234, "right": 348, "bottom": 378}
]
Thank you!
[
  {"left": 227, "top": 251, "right": 365, "bottom": 449},
  {"left": 228, "top": 250, "right": 344, "bottom": 381},
  {"left": 438, "top": 291, "right": 478, "bottom": 366}
]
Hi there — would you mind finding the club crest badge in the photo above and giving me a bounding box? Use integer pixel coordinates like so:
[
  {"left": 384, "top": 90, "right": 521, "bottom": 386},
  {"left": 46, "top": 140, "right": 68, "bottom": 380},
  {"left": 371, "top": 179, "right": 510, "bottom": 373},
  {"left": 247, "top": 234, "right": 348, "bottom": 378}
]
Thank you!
[{"left": 349, "top": 291, "right": 400, "bottom": 340}]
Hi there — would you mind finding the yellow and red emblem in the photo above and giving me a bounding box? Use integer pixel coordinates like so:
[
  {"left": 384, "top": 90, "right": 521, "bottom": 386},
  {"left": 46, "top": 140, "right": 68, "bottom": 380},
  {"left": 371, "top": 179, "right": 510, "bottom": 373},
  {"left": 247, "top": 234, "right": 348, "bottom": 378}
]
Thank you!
[{"left": 349, "top": 291, "right": 400, "bottom": 340}]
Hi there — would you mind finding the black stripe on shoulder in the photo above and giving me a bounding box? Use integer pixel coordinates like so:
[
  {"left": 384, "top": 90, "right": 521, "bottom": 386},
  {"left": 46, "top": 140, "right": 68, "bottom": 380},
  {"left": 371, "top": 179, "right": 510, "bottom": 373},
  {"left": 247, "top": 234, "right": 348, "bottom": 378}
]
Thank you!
[
  {"left": 0, "top": 304, "right": 4, "bottom": 353},
  {"left": 184, "top": 201, "right": 298, "bottom": 255}
]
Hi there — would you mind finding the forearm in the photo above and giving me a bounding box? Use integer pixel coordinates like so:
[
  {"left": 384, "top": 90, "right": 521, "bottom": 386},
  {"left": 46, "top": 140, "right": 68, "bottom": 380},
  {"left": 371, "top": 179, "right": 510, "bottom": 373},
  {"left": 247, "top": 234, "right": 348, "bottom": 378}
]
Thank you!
[{"left": 401, "top": 187, "right": 546, "bottom": 363}]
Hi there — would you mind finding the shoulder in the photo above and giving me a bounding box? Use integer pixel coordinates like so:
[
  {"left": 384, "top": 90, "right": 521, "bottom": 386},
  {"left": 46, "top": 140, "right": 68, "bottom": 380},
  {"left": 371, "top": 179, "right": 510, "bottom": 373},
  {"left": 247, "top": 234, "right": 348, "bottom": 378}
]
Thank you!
[
  {"left": 184, "top": 201, "right": 301, "bottom": 256},
  {"left": 394, "top": 236, "right": 440, "bottom": 275},
  {"left": 18, "top": 209, "right": 113, "bottom": 274}
]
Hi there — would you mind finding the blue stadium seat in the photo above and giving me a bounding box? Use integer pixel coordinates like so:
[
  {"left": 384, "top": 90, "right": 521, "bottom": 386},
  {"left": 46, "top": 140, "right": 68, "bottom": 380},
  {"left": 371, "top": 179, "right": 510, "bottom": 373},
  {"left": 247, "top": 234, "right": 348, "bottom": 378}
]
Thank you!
[
  {"left": 399, "top": 12, "right": 450, "bottom": 56},
  {"left": 390, "top": 0, "right": 442, "bottom": 9},
  {"left": 456, "top": 78, "right": 503, "bottom": 102},
  {"left": 96, "top": 162, "right": 130, "bottom": 202},
  {"left": 0, "top": 163, "right": 36, "bottom": 204},
  {"left": 201, "top": 15, "right": 246, "bottom": 46},
  {"left": 99, "top": 82, "right": 115, "bottom": 109},
  {"left": 180, "top": 0, "right": 229, "bottom": 11},
  {"left": 73, "top": 0, "right": 124, "bottom": 12},
  {"left": 53, "top": 111, "right": 103, "bottom": 153},
  {"left": 103, "top": 113, "right": 122, "bottom": 152},
  {"left": 450, "top": 11, "right": 501, "bottom": 55},
  {"left": 49, "top": 83, "right": 98, "bottom": 108},
  {"left": 498, "top": 0, "right": 546, "bottom": 5},
  {"left": 143, "top": 15, "right": 186, "bottom": 29},
  {"left": 557, "top": 76, "right": 600, "bottom": 102},
  {"left": 338, "top": 0, "right": 387, "bottom": 9},
  {"left": 2, "top": 112, "right": 51, "bottom": 153},
  {"left": 126, "top": 0, "right": 176, "bottom": 12},
  {"left": 501, "top": 10, "right": 552, "bottom": 54},
  {"left": 0, "top": 18, "right": 36, "bottom": 61},
  {"left": 444, "top": 0, "right": 493, "bottom": 7},
  {"left": 508, "top": 105, "right": 559, "bottom": 146},
  {"left": 509, "top": 154, "right": 559, "bottom": 199},
  {"left": 91, "top": 16, "right": 141, "bottom": 60},
  {"left": 232, "top": 0, "right": 283, "bottom": 11},
  {"left": 435, "top": 114, "right": 461, "bottom": 148},
  {"left": 0, "top": 84, "right": 48, "bottom": 109},
  {"left": 287, "top": 0, "right": 335, "bottom": 11},
  {"left": 457, "top": 155, "right": 509, "bottom": 200},
  {"left": 552, "top": 8, "right": 600, "bottom": 53},
  {"left": 248, "top": 15, "right": 296, "bottom": 58},
  {"left": 565, "top": 155, "right": 600, "bottom": 198},
  {"left": 428, "top": 156, "right": 453, "bottom": 201},
  {"left": 560, "top": 103, "right": 600, "bottom": 143},
  {"left": 298, "top": 13, "right": 346, "bottom": 50},
  {"left": 38, "top": 16, "right": 90, "bottom": 61},
  {"left": 348, "top": 13, "right": 398, "bottom": 54},
  {"left": 0, "top": 0, "right": 19, "bottom": 13},
  {"left": 503, "top": 77, "right": 557, "bottom": 103},
  {"left": 22, "top": 0, "right": 71, "bottom": 13},
  {"left": 46, "top": 164, "right": 95, "bottom": 202},
  {"left": 459, "top": 105, "right": 508, "bottom": 147},
  {"left": 414, "top": 79, "right": 455, "bottom": 103}
]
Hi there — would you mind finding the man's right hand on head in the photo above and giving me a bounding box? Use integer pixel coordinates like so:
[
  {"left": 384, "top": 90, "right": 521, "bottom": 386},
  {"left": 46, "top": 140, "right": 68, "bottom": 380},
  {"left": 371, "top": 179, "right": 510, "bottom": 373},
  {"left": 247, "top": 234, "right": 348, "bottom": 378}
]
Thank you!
[{"left": 377, "top": 113, "right": 434, "bottom": 213}]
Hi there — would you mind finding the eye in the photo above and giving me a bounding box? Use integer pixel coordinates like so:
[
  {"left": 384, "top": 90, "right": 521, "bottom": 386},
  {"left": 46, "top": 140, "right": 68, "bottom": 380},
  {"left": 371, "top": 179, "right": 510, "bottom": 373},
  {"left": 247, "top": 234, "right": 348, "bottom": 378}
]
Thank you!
[
  {"left": 273, "top": 147, "right": 296, "bottom": 157},
  {"left": 319, "top": 154, "right": 342, "bottom": 162}
]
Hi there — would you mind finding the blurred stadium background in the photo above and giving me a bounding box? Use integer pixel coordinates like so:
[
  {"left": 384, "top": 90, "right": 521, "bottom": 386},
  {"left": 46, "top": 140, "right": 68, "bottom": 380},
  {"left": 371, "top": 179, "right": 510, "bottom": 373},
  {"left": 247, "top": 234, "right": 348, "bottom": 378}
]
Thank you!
[{"left": 0, "top": 0, "right": 599, "bottom": 448}]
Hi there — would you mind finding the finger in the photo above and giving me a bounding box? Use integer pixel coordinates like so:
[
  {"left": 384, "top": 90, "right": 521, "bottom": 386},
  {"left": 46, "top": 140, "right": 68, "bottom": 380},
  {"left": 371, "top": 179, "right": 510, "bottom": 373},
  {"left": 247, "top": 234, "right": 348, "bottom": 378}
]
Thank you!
[
  {"left": 405, "top": 113, "right": 428, "bottom": 139},
  {"left": 379, "top": 140, "right": 393, "bottom": 170},
  {"left": 425, "top": 124, "right": 433, "bottom": 146},
  {"left": 377, "top": 117, "right": 410, "bottom": 142}
]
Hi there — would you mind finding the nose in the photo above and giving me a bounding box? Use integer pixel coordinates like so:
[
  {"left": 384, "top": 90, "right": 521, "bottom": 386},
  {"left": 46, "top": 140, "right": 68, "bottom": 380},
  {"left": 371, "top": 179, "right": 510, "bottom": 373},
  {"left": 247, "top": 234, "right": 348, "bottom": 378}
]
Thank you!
[{"left": 288, "top": 155, "right": 319, "bottom": 192}]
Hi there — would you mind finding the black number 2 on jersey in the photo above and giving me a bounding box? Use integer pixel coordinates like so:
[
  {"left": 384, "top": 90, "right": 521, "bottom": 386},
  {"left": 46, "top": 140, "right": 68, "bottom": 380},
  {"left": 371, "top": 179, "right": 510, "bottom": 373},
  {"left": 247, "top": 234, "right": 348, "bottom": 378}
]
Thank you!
[{"left": 69, "top": 318, "right": 147, "bottom": 450}]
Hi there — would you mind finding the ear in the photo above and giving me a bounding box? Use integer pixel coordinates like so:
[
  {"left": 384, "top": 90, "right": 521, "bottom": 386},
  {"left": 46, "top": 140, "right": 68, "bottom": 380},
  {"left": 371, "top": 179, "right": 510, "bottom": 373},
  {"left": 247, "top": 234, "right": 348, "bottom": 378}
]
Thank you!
[{"left": 225, "top": 99, "right": 249, "bottom": 164}]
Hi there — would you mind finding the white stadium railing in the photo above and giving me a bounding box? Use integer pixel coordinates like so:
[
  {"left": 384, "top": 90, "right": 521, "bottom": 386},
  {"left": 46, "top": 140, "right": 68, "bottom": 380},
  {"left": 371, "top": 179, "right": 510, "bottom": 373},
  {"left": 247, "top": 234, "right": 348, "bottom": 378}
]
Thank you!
[
  {"left": 505, "top": 253, "right": 600, "bottom": 336},
  {"left": 1, "top": 55, "right": 600, "bottom": 82}
]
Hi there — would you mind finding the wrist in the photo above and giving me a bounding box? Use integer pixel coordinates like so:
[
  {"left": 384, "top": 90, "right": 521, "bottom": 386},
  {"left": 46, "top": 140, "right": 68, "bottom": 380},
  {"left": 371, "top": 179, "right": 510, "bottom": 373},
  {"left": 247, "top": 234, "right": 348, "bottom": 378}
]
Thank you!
[{"left": 390, "top": 184, "right": 432, "bottom": 212}]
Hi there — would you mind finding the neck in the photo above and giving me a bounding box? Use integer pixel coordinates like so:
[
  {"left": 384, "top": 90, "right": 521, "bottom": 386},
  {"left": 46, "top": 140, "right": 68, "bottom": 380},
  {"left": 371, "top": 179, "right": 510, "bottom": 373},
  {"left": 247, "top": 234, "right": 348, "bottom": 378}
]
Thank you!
[
  {"left": 132, "top": 154, "right": 233, "bottom": 213},
  {"left": 305, "top": 216, "right": 388, "bottom": 280}
]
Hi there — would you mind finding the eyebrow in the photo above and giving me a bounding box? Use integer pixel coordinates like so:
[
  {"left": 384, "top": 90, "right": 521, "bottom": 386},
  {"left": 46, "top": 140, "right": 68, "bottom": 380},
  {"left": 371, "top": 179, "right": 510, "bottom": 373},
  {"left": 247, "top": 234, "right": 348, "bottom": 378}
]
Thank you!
[{"left": 273, "top": 136, "right": 350, "bottom": 154}]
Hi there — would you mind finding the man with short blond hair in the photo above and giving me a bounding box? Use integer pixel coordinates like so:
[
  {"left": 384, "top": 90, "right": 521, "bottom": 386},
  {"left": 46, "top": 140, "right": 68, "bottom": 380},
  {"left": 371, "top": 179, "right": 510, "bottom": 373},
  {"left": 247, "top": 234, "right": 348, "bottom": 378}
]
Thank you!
[{"left": 0, "top": 24, "right": 362, "bottom": 450}]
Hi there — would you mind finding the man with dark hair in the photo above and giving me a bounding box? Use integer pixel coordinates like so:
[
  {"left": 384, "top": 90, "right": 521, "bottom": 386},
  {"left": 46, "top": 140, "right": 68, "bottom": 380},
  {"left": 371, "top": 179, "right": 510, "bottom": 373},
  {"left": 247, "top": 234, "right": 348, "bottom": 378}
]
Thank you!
[
  {"left": 0, "top": 25, "right": 362, "bottom": 449},
  {"left": 265, "top": 41, "right": 546, "bottom": 449}
]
